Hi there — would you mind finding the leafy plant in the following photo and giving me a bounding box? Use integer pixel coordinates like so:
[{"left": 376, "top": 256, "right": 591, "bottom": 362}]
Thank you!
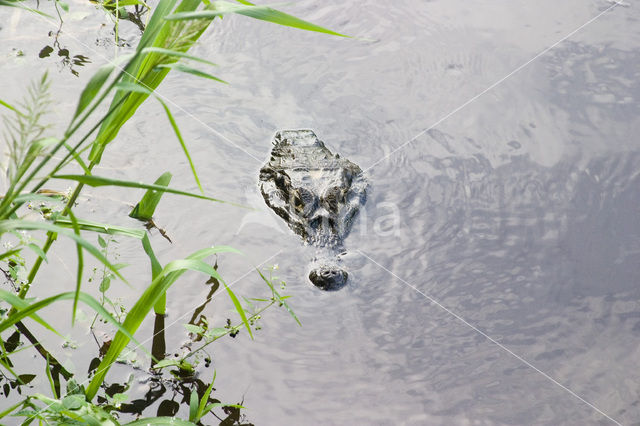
[{"left": 0, "top": 0, "right": 342, "bottom": 422}]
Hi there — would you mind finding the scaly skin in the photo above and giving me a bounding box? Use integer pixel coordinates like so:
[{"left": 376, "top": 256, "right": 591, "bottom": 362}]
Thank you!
[{"left": 259, "top": 129, "right": 367, "bottom": 290}]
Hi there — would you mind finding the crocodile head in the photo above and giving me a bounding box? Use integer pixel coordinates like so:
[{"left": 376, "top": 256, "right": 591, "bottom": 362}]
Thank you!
[
  {"left": 259, "top": 129, "right": 367, "bottom": 290},
  {"left": 259, "top": 129, "right": 367, "bottom": 246}
]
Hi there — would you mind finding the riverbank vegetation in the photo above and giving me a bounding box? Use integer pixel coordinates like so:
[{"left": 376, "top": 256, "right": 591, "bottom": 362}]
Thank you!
[{"left": 0, "top": 1, "right": 341, "bottom": 423}]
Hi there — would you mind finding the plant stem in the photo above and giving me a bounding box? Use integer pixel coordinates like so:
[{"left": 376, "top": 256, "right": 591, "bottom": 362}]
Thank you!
[
  {"left": 181, "top": 301, "right": 275, "bottom": 361},
  {"left": 14, "top": 321, "right": 73, "bottom": 380}
]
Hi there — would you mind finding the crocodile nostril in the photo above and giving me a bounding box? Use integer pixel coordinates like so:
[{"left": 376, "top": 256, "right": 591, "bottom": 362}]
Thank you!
[{"left": 308, "top": 267, "right": 348, "bottom": 291}]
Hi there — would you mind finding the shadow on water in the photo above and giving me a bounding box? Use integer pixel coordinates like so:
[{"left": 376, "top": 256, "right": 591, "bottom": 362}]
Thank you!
[
  {"left": 89, "top": 267, "right": 253, "bottom": 424},
  {"left": 0, "top": 260, "right": 253, "bottom": 425},
  {"left": 38, "top": 29, "right": 90, "bottom": 77}
]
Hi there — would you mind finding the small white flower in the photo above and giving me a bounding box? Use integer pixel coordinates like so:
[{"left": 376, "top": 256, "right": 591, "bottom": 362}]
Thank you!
[{"left": 272, "top": 264, "right": 279, "bottom": 270}]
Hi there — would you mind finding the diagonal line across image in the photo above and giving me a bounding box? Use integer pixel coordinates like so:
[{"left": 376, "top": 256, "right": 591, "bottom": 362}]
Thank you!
[
  {"left": 356, "top": 2, "right": 628, "bottom": 424},
  {"left": 358, "top": 250, "right": 621, "bottom": 425},
  {"left": 362, "top": 1, "right": 624, "bottom": 173}
]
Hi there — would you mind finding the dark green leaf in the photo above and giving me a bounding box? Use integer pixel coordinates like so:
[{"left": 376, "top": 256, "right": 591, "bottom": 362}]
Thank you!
[{"left": 17, "top": 374, "right": 36, "bottom": 385}]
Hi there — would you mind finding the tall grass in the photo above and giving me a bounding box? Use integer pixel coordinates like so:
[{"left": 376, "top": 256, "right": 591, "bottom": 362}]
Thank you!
[{"left": 0, "top": 0, "right": 343, "bottom": 422}]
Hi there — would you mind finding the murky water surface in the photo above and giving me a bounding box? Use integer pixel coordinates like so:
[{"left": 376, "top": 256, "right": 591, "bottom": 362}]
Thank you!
[{"left": 2, "top": 0, "right": 640, "bottom": 424}]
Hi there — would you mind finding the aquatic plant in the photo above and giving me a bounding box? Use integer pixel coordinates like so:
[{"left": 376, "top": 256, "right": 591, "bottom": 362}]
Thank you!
[{"left": 0, "top": 0, "right": 343, "bottom": 423}]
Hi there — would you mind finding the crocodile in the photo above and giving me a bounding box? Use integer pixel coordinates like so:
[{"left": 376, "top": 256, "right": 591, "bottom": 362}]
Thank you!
[{"left": 259, "top": 129, "right": 367, "bottom": 290}]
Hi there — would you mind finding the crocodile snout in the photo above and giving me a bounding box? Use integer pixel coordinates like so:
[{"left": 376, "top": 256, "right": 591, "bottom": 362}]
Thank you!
[{"left": 308, "top": 266, "right": 348, "bottom": 291}]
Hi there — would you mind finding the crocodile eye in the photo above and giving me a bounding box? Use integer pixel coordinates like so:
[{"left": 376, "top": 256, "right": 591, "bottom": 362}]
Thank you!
[
  {"left": 322, "top": 186, "right": 345, "bottom": 213},
  {"left": 292, "top": 187, "right": 317, "bottom": 215}
]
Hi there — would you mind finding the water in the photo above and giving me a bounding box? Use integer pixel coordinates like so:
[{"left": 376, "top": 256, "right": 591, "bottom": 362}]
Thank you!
[{"left": 1, "top": 0, "right": 639, "bottom": 424}]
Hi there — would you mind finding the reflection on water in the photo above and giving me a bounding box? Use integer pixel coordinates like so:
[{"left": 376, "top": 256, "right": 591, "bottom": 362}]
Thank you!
[
  {"left": 1, "top": 0, "right": 640, "bottom": 424},
  {"left": 39, "top": 29, "right": 91, "bottom": 77}
]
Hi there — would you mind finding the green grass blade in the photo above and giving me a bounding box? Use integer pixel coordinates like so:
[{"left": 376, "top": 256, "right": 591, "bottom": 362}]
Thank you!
[
  {"left": 114, "top": 82, "right": 204, "bottom": 194},
  {"left": 0, "top": 0, "right": 54, "bottom": 18},
  {"left": 85, "top": 247, "right": 237, "bottom": 400},
  {"left": 67, "top": 210, "right": 84, "bottom": 324},
  {"left": 0, "top": 220, "right": 126, "bottom": 283},
  {"left": 189, "top": 389, "right": 198, "bottom": 421},
  {"left": 141, "top": 234, "right": 163, "bottom": 278},
  {"left": 233, "top": 0, "right": 347, "bottom": 37},
  {"left": 196, "top": 371, "right": 216, "bottom": 420},
  {"left": 164, "top": 2, "right": 273, "bottom": 21},
  {"left": 62, "top": 142, "right": 91, "bottom": 174},
  {"left": 203, "top": 402, "right": 243, "bottom": 412},
  {"left": 53, "top": 174, "right": 231, "bottom": 205},
  {"left": 141, "top": 47, "right": 218, "bottom": 66},
  {"left": 0, "top": 290, "right": 59, "bottom": 334},
  {"left": 0, "top": 354, "right": 21, "bottom": 384},
  {"left": 88, "top": 0, "right": 184, "bottom": 162},
  {"left": 10, "top": 193, "right": 65, "bottom": 205},
  {"left": 141, "top": 234, "right": 165, "bottom": 314},
  {"left": 0, "top": 249, "right": 21, "bottom": 261},
  {"left": 153, "top": 291, "right": 166, "bottom": 315},
  {"left": 54, "top": 217, "right": 146, "bottom": 239},
  {"left": 129, "top": 172, "right": 172, "bottom": 220},
  {"left": 0, "top": 98, "right": 19, "bottom": 113},
  {"left": 0, "top": 399, "right": 25, "bottom": 419},
  {"left": 44, "top": 355, "right": 58, "bottom": 399},
  {"left": 155, "top": 63, "right": 227, "bottom": 84},
  {"left": 71, "top": 62, "right": 116, "bottom": 123},
  {"left": 156, "top": 100, "right": 204, "bottom": 193}
]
